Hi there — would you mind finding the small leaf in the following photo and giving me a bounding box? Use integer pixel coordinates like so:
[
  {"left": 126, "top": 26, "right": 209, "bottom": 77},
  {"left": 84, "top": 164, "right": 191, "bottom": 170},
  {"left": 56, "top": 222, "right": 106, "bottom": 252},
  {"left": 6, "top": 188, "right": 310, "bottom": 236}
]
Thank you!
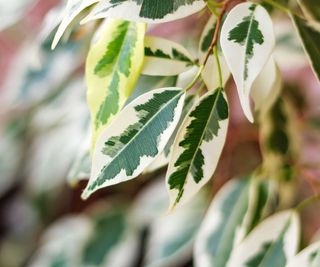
[
  {"left": 142, "top": 36, "right": 195, "bottom": 76},
  {"left": 220, "top": 3, "right": 275, "bottom": 122},
  {"left": 81, "top": 0, "right": 206, "bottom": 24},
  {"left": 82, "top": 87, "right": 186, "bottom": 199},
  {"left": 226, "top": 210, "right": 300, "bottom": 267},
  {"left": 52, "top": 0, "right": 99, "bottom": 49},
  {"left": 166, "top": 88, "right": 229, "bottom": 209},
  {"left": 286, "top": 241, "right": 320, "bottom": 267},
  {"left": 194, "top": 177, "right": 270, "bottom": 267},
  {"left": 86, "top": 19, "right": 145, "bottom": 151},
  {"left": 292, "top": 15, "right": 320, "bottom": 82},
  {"left": 199, "top": 16, "right": 230, "bottom": 90}
]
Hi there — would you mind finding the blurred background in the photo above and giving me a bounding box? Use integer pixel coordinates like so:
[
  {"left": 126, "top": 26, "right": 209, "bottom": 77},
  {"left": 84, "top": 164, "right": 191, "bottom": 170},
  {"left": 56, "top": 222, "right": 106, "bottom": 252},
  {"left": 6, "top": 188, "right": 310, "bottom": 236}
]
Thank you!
[{"left": 1, "top": 1, "right": 320, "bottom": 267}]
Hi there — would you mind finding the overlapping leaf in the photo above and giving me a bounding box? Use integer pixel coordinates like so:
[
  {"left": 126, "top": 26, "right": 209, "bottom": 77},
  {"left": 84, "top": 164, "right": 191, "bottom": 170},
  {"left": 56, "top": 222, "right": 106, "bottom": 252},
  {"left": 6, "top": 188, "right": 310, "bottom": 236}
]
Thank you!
[
  {"left": 194, "top": 177, "right": 270, "bottom": 267},
  {"left": 292, "top": 15, "right": 320, "bottom": 82},
  {"left": 142, "top": 36, "right": 195, "bottom": 76},
  {"left": 82, "top": 87, "right": 185, "bottom": 199},
  {"left": 220, "top": 3, "right": 275, "bottom": 122},
  {"left": 298, "top": 0, "right": 320, "bottom": 23},
  {"left": 226, "top": 210, "right": 300, "bottom": 267},
  {"left": 286, "top": 241, "right": 320, "bottom": 267},
  {"left": 166, "top": 88, "right": 229, "bottom": 210},
  {"left": 81, "top": 0, "right": 206, "bottom": 24},
  {"left": 52, "top": 0, "right": 99, "bottom": 49},
  {"left": 86, "top": 19, "right": 145, "bottom": 150}
]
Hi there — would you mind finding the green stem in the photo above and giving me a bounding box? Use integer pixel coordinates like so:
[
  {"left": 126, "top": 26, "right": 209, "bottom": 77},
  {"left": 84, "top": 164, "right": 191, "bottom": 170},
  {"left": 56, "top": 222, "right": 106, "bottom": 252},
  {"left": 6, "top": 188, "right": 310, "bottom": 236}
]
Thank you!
[
  {"left": 261, "top": 0, "right": 290, "bottom": 13},
  {"left": 295, "top": 194, "right": 320, "bottom": 212},
  {"left": 184, "top": 65, "right": 204, "bottom": 92},
  {"left": 213, "top": 46, "right": 223, "bottom": 88}
]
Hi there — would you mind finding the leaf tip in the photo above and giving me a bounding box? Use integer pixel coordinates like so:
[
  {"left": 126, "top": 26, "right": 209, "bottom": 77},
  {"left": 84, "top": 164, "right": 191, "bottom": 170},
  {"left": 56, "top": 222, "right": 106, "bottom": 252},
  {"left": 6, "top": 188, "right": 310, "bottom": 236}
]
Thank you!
[{"left": 81, "top": 188, "right": 91, "bottom": 200}]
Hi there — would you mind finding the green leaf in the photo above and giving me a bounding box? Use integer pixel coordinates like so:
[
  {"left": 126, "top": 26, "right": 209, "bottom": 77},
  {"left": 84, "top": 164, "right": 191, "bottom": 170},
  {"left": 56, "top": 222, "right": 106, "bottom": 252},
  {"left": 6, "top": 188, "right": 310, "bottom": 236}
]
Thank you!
[
  {"left": 82, "top": 87, "right": 186, "bottom": 199},
  {"left": 220, "top": 3, "right": 275, "bottom": 122},
  {"left": 81, "top": 0, "right": 206, "bottom": 23},
  {"left": 227, "top": 210, "right": 300, "bottom": 267},
  {"left": 292, "top": 15, "right": 320, "bottom": 82},
  {"left": 286, "top": 241, "right": 320, "bottom": 267},
  {"left": 86, "top": 19, "right": 145, "bottom": 151},
  {"left": 194, "top": 177, "right": 269, "bottom": 267},
  {"left": 166, "top": 88, "right": 229, "bottom": 209},
  {"left": 142, "top": 36, "right": 195, "bottom": 76}
]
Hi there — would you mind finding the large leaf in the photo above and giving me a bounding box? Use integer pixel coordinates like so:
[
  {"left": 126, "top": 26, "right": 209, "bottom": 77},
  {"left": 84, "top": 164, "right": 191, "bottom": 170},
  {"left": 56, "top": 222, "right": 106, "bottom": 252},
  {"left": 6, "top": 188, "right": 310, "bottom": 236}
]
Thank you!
[
  {"left": 226, "top": 210, "right": 300, "bottom": 267},
  {"left": 286, "top": 241, "right": 320, "bottom": 267},
  {"left": 86, "top": 19, "right": 145, "bottom": 150},
  {"left": 52, "top": 0, "right": 99, "bottom": 49},
  {"left": 297, "top": 0, "right": 320, "bottom": 23},
  {"left": 199, "top": 15, "right": 230, "bottom": 90},
  {"left": 166, "top": 88, "right": 229, "bottom": 209},
  {"left": 292, "top": 15, "right": 320, "bottom": 82},
  {"left": 81, "top": 0, "right": 206, "bottom": 24},
  {"left": 194, "top": 177, "right": 270, "bottom": 267},
  {"left": 220, "top": 3, "right": 275, "bottom": 122},
  {"left": 82, "top": 87, "right": 186, "bottom": 199},
  {"left": 142, "top": 36, "right": 195, "bottom": 76}
]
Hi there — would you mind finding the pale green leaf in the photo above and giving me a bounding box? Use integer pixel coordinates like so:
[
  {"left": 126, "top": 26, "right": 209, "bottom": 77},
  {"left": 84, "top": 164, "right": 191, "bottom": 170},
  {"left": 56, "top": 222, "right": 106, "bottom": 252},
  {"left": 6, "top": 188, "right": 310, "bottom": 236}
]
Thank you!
[
  {"left": 86, "top": 19, "right": 145, "bottom": 151},
  {"left": 82, "top": 87, "right": 186, "bottom": 199},
  {"left": 220, "top": 3, "right": 275, "bottom": 122},
  {"left": 226, "top": 210, "right": 300, "bottom": 267},
  {"left": 142, "top": 36, "right": 195, "bottom": 76},
  {"left": 166, "top": 88, "right": 229, "bottom": 210},
  {"left": 81, "top": 0, "right": 206, "bottom": 24}
]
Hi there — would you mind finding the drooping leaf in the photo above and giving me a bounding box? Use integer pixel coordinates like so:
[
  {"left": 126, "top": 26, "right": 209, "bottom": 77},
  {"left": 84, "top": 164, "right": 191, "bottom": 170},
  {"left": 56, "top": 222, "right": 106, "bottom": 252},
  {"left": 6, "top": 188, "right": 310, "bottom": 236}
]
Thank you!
[
  {"left": 292, "top": 15, "right": 320, "bottom": 82},
  {"left": 144, "top": 189, "right": 207, "bottom": 267},
  {"left": 194, "top": 177, "right": 270, "bottom": 267},
  {"left": 226, "top": 210, "right": 300, "bottom": 267},
  {"left": 82, "top": 87, "right": 185, "bottom": 199},
  {"left": 166, "top": 88, "right": 229, "bottom": 209},
  {"left": 81, "top": 0, "right": 206, "bottom": 24},
  {"left": 286, "top": 241, "right": 320, "bottom": 267},
  {"left": 199, "top": 15, "right": 230, "bottom": 90},
  {"left": 52, "top": 0, "right": 99, "bottom": 49},
  {"left": 86, "top": 19, "right": 145, "bottom": 151},
  {"left": 220, "top": 3, "right": 275, "bottom": 122},
  {"left": 142, "top": 36, "right": 195, "bottom": 76}
]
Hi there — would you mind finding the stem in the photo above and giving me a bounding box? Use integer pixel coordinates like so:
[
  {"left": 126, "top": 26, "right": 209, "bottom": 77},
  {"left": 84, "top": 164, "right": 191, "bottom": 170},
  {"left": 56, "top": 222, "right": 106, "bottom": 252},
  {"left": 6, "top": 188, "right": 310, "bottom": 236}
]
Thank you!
[
  {"left": 295, "top": 194, "right": 320, "bottom": 212},
  {"left": 184, "top": 65, "right": 204, "bottom": 91},
  {"left": 262, "top": 0, "right": 290, "bottom": 13},
  {"left": 214, "top": 46, "right": 223, "bottom": 87}
]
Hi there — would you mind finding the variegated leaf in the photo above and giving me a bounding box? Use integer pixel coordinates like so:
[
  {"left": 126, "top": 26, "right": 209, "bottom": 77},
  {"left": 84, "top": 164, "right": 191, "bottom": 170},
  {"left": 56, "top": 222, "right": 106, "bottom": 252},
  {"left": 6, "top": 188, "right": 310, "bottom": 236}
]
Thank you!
[
  {"left": 142, "top": 36, "right": 195, "bottom": 76},
  {"left": 52, "top": 0, "right": 99, "bottom": 49},
  {"left": 86, "top": 19, "right": 145, "bottom": 151},
  {"left": 81, "top": 0, "right": 206, "bottom": 24},
  {"left": 220, "top": 3, "right": 275, "bottom": 122},
  {"left": 286, "top": 241, "right": 320, "bottom": 267},
  {"left": 199, "top": 15, "right": 230, "bottom": 90},
  {"left": 251, "top": 57, "right": 282, "bottom": 113},
  {"left": 292, "top": 15, "right": 320, "bottom": 82},
  {"left": 82, "top": 209, "right": 139, "bottom": 267},
  {"left": 166, "top": 88, "right": 229, "bottom": 210},
  {"left": 144, "top": 189, "right": 207, "bottom": 267},
  {"left": 82, "top": 87, "right": 185, "bottom": 199},
  {"left": 226, "top": 210, "right": 300, "bottom": 267},
  {"left": 194, "top": 177, "right": 270, "bottom": 267}
]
